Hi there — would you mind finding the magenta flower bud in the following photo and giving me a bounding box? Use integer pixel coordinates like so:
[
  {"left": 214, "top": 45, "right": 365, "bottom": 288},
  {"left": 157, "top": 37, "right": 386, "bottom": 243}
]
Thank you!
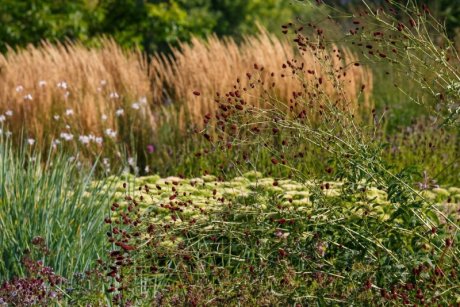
[{"left": 147, "top": 144, "right": 155, "bottom": 154}]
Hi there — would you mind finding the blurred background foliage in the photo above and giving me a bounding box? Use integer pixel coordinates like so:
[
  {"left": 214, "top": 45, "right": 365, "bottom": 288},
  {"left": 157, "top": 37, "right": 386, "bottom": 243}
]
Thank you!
[
  {"left": 2, "top": 0, "right": 457, "bottom": 54},
  {"left": 0, "top": 0, "right": 305, "bottom": 54},
  {"left": 1, "top": 0, "right": 458, "bottom": 54}
]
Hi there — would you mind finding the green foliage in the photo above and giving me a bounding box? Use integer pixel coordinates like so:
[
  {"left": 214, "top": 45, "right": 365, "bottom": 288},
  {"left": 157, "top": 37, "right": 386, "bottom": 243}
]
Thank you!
[
  {"left": 431, "top": 0, "right": 460, "bottom": 38},
  {"left": 93, "top": 0, "right": 210, "bottom": 53},
  {"left": 0, "top": 138, "right": 113, "bottom": 281},
  {"left": 72, "top": 174, "right": 459, "bottom": 304},
  {"left": 0, "top": 0, "right": 98, "bottom": 52},
  {"left": 0, "top": 0, "right": 458, "bottom": 53},
  {"left": 94, "top": 0, "right": 306, "bottom": 53},
  {"left": 0, "top": 0, "right": 459, "bottom": 304},
  {"left": 0, "top": 0, "right": 304, "bottom": 53}
]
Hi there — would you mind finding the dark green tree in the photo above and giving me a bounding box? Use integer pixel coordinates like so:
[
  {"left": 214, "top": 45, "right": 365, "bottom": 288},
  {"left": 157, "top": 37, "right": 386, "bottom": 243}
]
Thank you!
[
  {"left": 0, "top": 0, "right": 98, "bottom": 52},
  {"left": 0, "top": 0, "right": 304, "bottom": 53}
]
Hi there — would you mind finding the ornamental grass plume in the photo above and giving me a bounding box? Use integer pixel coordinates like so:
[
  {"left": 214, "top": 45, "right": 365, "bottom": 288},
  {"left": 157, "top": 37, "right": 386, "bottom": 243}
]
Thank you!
[
  {"left": 0, "top": 30, "right": 373, "bottom": 167},
  {"left": 0, "top": 39, "right": 154, "bottom": 147},
  {"left": 151, "top": 28, "right": 373, "bottom": 129}
]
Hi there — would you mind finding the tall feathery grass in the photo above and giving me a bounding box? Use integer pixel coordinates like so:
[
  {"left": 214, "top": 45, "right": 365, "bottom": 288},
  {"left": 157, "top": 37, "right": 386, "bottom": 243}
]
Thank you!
[
  {"left": 0, "top": 30, "right": 373, "bottom": 165},
  {"left": 151, "top": 29, "right": 373, "bottom": 130},
  {"left": 0, "top": 40, "right": 154, "bottom": 167}
]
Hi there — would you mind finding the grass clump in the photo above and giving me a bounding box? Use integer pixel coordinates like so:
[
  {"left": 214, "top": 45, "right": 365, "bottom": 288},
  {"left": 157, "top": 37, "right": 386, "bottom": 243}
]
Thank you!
[{"left": 0, "top": 137, "right": 113, "bottom": 282}]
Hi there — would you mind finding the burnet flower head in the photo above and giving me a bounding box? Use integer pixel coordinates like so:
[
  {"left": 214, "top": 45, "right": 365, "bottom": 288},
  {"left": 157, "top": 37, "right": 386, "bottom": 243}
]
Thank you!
[{"left": 147, "top": 144, "right": 155, "bottom": 154}]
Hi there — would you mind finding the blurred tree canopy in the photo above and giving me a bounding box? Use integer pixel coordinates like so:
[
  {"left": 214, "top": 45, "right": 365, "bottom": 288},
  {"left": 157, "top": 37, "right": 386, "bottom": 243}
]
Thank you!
[
  {"left": 0, "top": 0, "right": 458, "bottom": 54},
  {"left": 0, "top": 0, "right": 303, "bottom": 53},
  {"left": 0, "top": 0, "right": 96, "bottom": 51}
]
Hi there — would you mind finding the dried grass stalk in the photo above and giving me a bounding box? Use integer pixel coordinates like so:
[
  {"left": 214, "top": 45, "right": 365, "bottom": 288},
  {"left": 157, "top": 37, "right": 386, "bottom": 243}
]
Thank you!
[{"left": 0, "top": 29, "right": 373, "bottom": 147}]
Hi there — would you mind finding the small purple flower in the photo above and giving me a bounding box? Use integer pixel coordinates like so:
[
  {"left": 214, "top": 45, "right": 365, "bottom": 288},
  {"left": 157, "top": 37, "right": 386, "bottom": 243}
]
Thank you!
[{"left": 147, "top": 144, "right": 155, "bottom": 154}]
